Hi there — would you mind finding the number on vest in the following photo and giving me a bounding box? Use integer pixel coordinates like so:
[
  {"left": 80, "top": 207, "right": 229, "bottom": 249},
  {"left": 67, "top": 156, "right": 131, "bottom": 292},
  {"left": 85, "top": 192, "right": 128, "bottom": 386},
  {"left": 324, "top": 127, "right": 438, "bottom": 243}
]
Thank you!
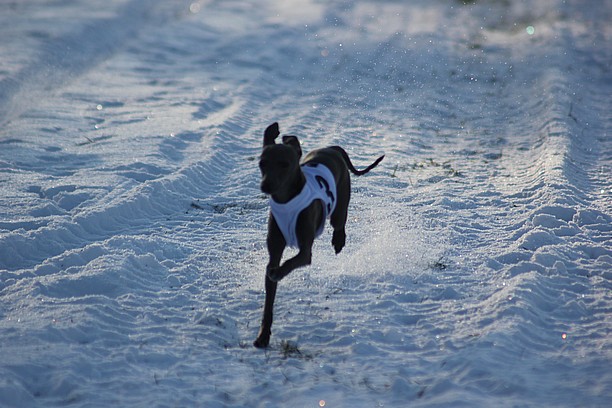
[{"left": 315, "top": 175, "right": 335, "bottom": 213}]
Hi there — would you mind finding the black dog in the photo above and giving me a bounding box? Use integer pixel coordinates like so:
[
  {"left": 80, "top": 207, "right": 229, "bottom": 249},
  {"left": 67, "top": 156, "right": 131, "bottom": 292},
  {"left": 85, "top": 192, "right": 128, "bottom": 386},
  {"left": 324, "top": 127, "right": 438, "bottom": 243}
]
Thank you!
[{"left": 254, "top": 122, "right": 384, "bottom": 348}]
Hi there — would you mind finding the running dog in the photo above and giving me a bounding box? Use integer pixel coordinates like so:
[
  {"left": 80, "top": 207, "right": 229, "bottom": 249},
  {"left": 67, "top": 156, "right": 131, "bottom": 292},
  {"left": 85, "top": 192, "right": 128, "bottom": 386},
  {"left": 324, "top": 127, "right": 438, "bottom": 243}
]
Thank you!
[{"left": 254, "top": 122, "right": 384, "bottom": 348}]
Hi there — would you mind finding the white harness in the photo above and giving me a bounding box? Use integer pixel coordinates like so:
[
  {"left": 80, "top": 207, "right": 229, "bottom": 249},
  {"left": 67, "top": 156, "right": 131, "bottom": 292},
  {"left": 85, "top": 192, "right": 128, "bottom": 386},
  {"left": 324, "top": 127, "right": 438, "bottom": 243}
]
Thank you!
[{"left": 269, "top": 164, "right": 337, "bottom": 248}]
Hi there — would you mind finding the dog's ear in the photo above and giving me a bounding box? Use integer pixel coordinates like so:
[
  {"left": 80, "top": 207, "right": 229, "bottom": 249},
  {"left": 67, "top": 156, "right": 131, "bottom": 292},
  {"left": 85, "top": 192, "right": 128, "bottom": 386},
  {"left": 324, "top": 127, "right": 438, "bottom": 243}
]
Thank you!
[
  {"left": 282, "top": 135, "right": 302, "bottom": 159},
  {"left": 263, "top": 122, "right": 280, "bottom": 146}
]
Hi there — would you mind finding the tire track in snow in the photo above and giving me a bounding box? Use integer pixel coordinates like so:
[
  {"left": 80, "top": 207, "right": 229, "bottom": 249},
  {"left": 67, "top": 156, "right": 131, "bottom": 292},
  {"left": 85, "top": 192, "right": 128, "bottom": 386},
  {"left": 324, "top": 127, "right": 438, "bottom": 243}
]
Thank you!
[
  {"left": 0, "top": 0, "right": 196, "bottom": 128},
  {"left": 0, "top": 80, "right": 268, "bottom": 405},
  {"left": 0, "top": 90, "right": 252, "bottom": 272},
  {"left": 427, "top": 4, "right": 612, "bottom": 400}
]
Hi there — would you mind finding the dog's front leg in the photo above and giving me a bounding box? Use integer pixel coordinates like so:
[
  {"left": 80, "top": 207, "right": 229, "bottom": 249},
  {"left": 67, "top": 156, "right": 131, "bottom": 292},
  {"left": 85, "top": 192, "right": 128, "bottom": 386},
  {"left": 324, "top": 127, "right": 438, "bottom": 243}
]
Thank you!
[
  {"left": 267, "top": 206, "right": 318, "bottom": 282},
  {"left": 253, "top": 275, "right": 277, "bottom": 348},
  {"left": 254, "top": 217, "right": 285, "bottom": 348},
  {"left": 267, "top": 245, "right": 313, "bottom": 282}
]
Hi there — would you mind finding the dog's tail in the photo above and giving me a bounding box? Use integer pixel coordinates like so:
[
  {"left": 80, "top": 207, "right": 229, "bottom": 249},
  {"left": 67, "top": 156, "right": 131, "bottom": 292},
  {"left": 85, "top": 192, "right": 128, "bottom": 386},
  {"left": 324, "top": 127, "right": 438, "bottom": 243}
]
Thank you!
[{"left": 331, "top": 146, "right": 385, "bottom": 176}]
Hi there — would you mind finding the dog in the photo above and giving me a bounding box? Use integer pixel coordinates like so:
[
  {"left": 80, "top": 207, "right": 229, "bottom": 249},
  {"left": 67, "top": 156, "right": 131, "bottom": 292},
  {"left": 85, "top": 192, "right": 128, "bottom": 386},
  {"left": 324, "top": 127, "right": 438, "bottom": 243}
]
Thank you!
[{"left": 253, "top": 122, "right": 384, "bottom": 348}]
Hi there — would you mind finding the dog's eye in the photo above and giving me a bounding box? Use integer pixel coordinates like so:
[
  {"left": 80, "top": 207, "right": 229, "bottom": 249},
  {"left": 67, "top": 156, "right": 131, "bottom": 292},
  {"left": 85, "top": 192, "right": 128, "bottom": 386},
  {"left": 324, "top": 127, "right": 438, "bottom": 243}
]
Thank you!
[{"left": 278, "top": 161, "right": 290, "bottom": 169}]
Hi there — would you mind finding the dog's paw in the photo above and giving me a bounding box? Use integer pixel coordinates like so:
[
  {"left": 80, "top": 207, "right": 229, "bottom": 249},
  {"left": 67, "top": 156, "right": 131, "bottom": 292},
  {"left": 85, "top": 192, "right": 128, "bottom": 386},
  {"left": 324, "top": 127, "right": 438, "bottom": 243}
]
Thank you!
[
  {"left": 332, "top": 230, "right": 346, "bottom": 254},
  {"left": 253, "top": 330, "right": 271, "bottom": 348},
  {"left": 253, "top": 337, "right": 269, "bottom": 348}
]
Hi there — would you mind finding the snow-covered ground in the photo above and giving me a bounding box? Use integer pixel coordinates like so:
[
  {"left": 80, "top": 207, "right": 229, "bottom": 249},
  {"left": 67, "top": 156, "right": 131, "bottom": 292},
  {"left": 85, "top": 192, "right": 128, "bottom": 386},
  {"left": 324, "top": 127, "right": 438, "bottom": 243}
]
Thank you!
[{"left": 1, "top": 0, "right": 610, "bottom": 406}]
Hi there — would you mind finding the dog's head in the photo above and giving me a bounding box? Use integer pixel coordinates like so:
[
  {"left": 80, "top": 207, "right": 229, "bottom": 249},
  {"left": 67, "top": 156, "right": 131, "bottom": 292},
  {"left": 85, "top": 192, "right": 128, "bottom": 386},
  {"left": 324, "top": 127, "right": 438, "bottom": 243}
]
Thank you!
[{"left": 259, "top": 122, "right": 302, "bottom": 195}]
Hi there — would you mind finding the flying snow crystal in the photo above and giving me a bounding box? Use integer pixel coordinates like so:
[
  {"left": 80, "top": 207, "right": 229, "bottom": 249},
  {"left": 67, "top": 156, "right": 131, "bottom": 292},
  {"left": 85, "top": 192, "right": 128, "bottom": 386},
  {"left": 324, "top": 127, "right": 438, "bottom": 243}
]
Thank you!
[
  {"left": 526, "top": 26, "right": 535, "bottom": 35},
  {"left": 189, "top": 3, "right": 201, "bottom": 14}
]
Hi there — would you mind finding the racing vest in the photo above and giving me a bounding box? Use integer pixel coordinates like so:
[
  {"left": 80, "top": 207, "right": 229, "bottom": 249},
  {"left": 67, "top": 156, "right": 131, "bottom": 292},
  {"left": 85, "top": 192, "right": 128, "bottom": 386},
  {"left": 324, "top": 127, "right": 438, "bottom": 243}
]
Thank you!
[{"left": 269, "top": 163, "right": 337, "bottom": 248}]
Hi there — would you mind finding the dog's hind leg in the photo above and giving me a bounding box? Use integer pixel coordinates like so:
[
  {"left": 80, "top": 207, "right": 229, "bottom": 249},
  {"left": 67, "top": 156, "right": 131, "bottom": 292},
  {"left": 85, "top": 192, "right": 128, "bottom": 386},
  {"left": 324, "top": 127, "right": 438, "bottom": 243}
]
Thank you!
[{"left": 331, "top": 172, "right": 350, "bottom": 254}]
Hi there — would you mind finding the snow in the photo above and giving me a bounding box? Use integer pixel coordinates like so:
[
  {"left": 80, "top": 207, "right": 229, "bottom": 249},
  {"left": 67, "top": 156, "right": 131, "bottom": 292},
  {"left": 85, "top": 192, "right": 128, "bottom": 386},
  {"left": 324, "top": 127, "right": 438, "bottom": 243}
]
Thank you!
[{"left": 1, "top": 0, "right": 610, "bottom": 406}]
